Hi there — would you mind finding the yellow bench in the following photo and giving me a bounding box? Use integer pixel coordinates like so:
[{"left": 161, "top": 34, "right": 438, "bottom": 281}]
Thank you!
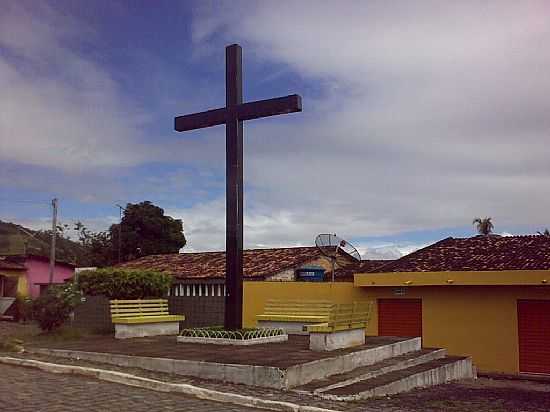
[
  {"left": 256, "top": 299, "right": 334, "bottom": 334},
  {"left": 110, "top": 299, "right": 185, "bottom": 339},
  {"left": 306, "top": 301, "right": 373, "bottom": 333},
  {"left": 307, "top": 301, "right": 374, "bottom": 351}
]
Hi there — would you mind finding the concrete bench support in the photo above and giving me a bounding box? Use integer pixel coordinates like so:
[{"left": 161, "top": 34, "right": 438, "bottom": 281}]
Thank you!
[
  {"left": 114, "top": 321, "right": 180, "bottom": 339},
  {"left": 309, "top": 328, "right": 365, "bottom": 351},
  {"left": 257, "top": 320, "right": 319, "bottom": 335}
]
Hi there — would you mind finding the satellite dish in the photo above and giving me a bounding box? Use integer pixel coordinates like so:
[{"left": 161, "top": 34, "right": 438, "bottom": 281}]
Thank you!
[{"left": 315, "top": 233, "right": 361, "bottom": 282}]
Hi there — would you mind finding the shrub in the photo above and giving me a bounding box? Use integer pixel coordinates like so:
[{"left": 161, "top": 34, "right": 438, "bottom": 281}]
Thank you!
[
  {"left": 15, "top": 293, "right": 33, "bottom": 322},
  {"left": 78, "top": 268, "right": 171, "bottom": 299},
  {"left": 32, "top": 283, "right": 82, "bottom": 332}
]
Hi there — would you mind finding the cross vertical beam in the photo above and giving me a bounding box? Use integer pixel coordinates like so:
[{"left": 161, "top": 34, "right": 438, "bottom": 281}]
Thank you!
[
  {"left": 225, "top": 44, "right": 244, "bottom": 330},
  {"left": 174, "top": 44, "right": 302, "bottom": 330}
]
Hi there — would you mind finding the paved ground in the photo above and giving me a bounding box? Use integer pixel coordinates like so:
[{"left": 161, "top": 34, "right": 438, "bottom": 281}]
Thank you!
[
  {"left": 3, "top": 322, "right": 550, "bottom": 411},
  {"left": 0, "top": 364, "right": 263, "bottom": 412}
]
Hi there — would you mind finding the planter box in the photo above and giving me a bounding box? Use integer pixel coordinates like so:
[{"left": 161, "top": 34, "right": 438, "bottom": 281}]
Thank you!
[{"left": 177, "top": 333, "right": 288, "bottom": 346}]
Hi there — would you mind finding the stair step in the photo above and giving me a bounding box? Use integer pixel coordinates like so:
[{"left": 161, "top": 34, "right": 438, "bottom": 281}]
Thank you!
[
  {"left": 294, "top": 348, "right": 446, "bottom": 393},
  {"left": 322, "top": 356, "right": 474, "bottom": 401}
]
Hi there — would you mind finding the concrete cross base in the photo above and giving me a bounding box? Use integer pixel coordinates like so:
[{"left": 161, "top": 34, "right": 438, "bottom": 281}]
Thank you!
[
  {"left": 309, "top": 328, "right": 366, "bottom": 351},
  {"left": 114, "top": 321, "right": 180, "bottom": 339}
]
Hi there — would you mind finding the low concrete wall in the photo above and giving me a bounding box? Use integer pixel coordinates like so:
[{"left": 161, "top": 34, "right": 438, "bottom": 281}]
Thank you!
[
  {"left": 72, "top": 295, "right": 224, "bottom": 333},
  {"left": 168, "top": 296, "right": 224, "bottom": 329},
  {"left": 72, "top": 295, "right": 113, "bottom": 333}
]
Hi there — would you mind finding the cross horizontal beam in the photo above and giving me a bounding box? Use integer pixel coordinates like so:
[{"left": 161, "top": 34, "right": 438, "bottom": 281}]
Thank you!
[{"left": 174, "top": 94, "right": 302, "bottom": 132}]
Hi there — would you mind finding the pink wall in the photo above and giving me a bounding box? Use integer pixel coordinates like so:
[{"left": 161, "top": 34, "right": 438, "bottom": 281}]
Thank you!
[{"left": 24, "top": 257, "right": 75, "bottom": 298}]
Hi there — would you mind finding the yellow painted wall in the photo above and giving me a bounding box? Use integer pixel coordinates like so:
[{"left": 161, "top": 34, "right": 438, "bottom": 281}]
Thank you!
[
  {"left": 243, "top": 281, "right": 364, "bottom": 328},
  {"left": 0, "top": 270, "right": 28, "bottom": 297},
  {"left": 243, "top": 281, "right": 550, "bottom": 374},
  {"left": 17, "top": 275, "right": 28, "bottom": 297}
]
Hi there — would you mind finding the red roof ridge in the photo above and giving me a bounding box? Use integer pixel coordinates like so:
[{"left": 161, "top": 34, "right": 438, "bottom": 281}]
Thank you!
[
  {"left": 367, "top": 235, "right": 550, "bottom": 273},
  {"left": 367, "top": 237, "right": 454, "bottom": 273}
]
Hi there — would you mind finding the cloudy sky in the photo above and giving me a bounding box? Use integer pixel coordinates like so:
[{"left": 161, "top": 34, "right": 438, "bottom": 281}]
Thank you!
[{"left": 1, "top": 1, "right": 549, "bottom": 258}]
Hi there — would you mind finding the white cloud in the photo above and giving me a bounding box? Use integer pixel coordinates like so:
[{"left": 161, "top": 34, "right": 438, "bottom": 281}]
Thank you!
[
  {"left": 186, "top": 1, "right": 550, "bottom": 242},
  {"left": 3, "top": 2, "right": 550, "bottom": 254}
]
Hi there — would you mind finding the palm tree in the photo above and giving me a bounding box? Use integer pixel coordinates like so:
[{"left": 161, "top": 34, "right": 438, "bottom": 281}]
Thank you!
[
  {"left": 473, "top": 217, "right": 494, "bottom": 235},
  {"left": 537, "top": 228, "right": 550, "bottom": 237}
]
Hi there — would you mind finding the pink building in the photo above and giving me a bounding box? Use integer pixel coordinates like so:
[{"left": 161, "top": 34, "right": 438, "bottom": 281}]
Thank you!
[{"left": 0, "top": 254, "right": 75, "bottom": 298}]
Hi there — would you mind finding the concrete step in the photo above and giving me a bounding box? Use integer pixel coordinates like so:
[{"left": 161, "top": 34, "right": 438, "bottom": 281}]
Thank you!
[
  {"left": 285, "top": 336, "right": 422, "bottom": 388},
  {"left": 319, "top": 356, "right": 475, "bottom": 401},
  {"left": 294, "top": 348, "right": 447, "bottom": 394}
]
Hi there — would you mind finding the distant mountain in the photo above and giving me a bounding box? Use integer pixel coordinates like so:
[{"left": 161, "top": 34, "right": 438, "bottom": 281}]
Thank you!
[{"left": 0, "top": 220, "right": 88, "bottom": 265}]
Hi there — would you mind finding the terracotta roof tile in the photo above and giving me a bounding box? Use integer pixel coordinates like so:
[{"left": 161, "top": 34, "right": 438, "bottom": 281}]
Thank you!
[
  {"left": 334, "top": 260, "right": 393, "bottom": 280},
  {"left": 0, "top": 256, "right": 26, "bottom": 270},
  {"left": 119, "top": 247, "right": 325, "bottom": 280},
  {"left": 369, "top": 235, "right": 550, "bottom": 273}
]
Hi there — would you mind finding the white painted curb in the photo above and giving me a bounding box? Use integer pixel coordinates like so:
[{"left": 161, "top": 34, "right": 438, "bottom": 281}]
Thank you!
[{"left": 0, "top": 356, "right": 340, "bottom": 412}]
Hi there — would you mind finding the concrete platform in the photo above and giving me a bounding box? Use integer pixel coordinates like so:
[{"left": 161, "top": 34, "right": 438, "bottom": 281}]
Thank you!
[{"left": 28, "top": 335, "right": 418, "bottom": 389}]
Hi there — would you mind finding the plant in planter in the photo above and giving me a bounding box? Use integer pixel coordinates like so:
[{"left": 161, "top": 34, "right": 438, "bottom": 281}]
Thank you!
[{"left": 178, "top": 326, "right": 288, "bottom": 345}]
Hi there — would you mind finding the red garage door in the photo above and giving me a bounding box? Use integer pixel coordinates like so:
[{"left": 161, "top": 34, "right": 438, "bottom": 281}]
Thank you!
[
  {"left": 378, "top": 299, "right": 422, "bottom": 338},
  {"left": 518, "top": 300, "right": 550, "bottom": 374}
]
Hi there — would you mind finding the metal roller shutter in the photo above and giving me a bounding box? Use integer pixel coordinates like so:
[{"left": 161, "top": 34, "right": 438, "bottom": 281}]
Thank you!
[
  {"left": 518, "top": 300, "right": 550, "bottom": 374},
  {"left": 378, "top": 298, "right": 422, "bottom": 338}
]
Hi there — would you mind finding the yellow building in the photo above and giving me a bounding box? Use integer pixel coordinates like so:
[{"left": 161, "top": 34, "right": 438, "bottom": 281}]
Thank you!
[{"left": 244, "top": 235, "right": 550, "bottom": 376}]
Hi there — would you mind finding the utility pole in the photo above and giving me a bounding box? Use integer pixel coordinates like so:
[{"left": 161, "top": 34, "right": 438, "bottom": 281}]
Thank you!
[
  {"left": 116, "top": 204, "right": 125, "bottom": 264},
  {"left": 48, "top": 198, "right": 58, "bottom": 285}
]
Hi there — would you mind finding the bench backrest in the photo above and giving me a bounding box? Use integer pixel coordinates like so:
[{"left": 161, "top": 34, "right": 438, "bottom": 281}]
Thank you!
[
  {"left": 261, "top": 299, "right": 334, "bottom": 316},
  {"left": 110, "top": 299, "right": 170, "bottom": 319},
  {"left": 326, "top": 301, "right": 374, "bottom": 330}
]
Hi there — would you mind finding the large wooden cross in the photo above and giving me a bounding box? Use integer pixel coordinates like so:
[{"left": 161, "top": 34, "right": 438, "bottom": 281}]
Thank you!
[{"left": 174, "top": 44, "right": 302, "bottom": 330}]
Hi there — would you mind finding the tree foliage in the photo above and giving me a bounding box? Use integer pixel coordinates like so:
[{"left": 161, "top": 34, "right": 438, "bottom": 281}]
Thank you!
[
  {"left": 110, "top": 201, "right": 186, "bottom": 262},
  {"left": 73, "top": 221, "right": 114, "bottom": 267},
  {"left": 472, "top": 217, "right": 494, "bottom": 235},
  {"left": 78, "top": 268, "right": 171, "bottom": 299}
]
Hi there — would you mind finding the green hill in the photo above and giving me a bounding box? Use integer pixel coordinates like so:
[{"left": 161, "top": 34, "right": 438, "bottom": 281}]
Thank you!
[{"left": 0, "top": 220, "right": 89, "bottom": 265}]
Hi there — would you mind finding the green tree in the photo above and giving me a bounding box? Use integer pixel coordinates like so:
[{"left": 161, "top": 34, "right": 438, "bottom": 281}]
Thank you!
[
  {"left": 472, "top": 217, "right": 494, "bottom": 235},
  {"left": 537, "top": 228, "right": 550, "bottom": 237},
  {"left": 110, "top": 201, "right": 186, "bottom": 262},
  {"left": 74, "top": 221, "right": 114, "bottom": 267}
]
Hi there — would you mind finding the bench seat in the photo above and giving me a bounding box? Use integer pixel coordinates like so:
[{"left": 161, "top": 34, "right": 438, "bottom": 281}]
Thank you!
[
  {"left": 112, "top": 314, "right": 184, "bottom": 324},
  {"left": 306, "top": 321, "right": 367, "bottom": 333},
  {"left": 256, "top": 299, "right": 334, "bottom": 335},
  {"left": 256, "top": 314, "right": 329, "bottom": 323}
]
